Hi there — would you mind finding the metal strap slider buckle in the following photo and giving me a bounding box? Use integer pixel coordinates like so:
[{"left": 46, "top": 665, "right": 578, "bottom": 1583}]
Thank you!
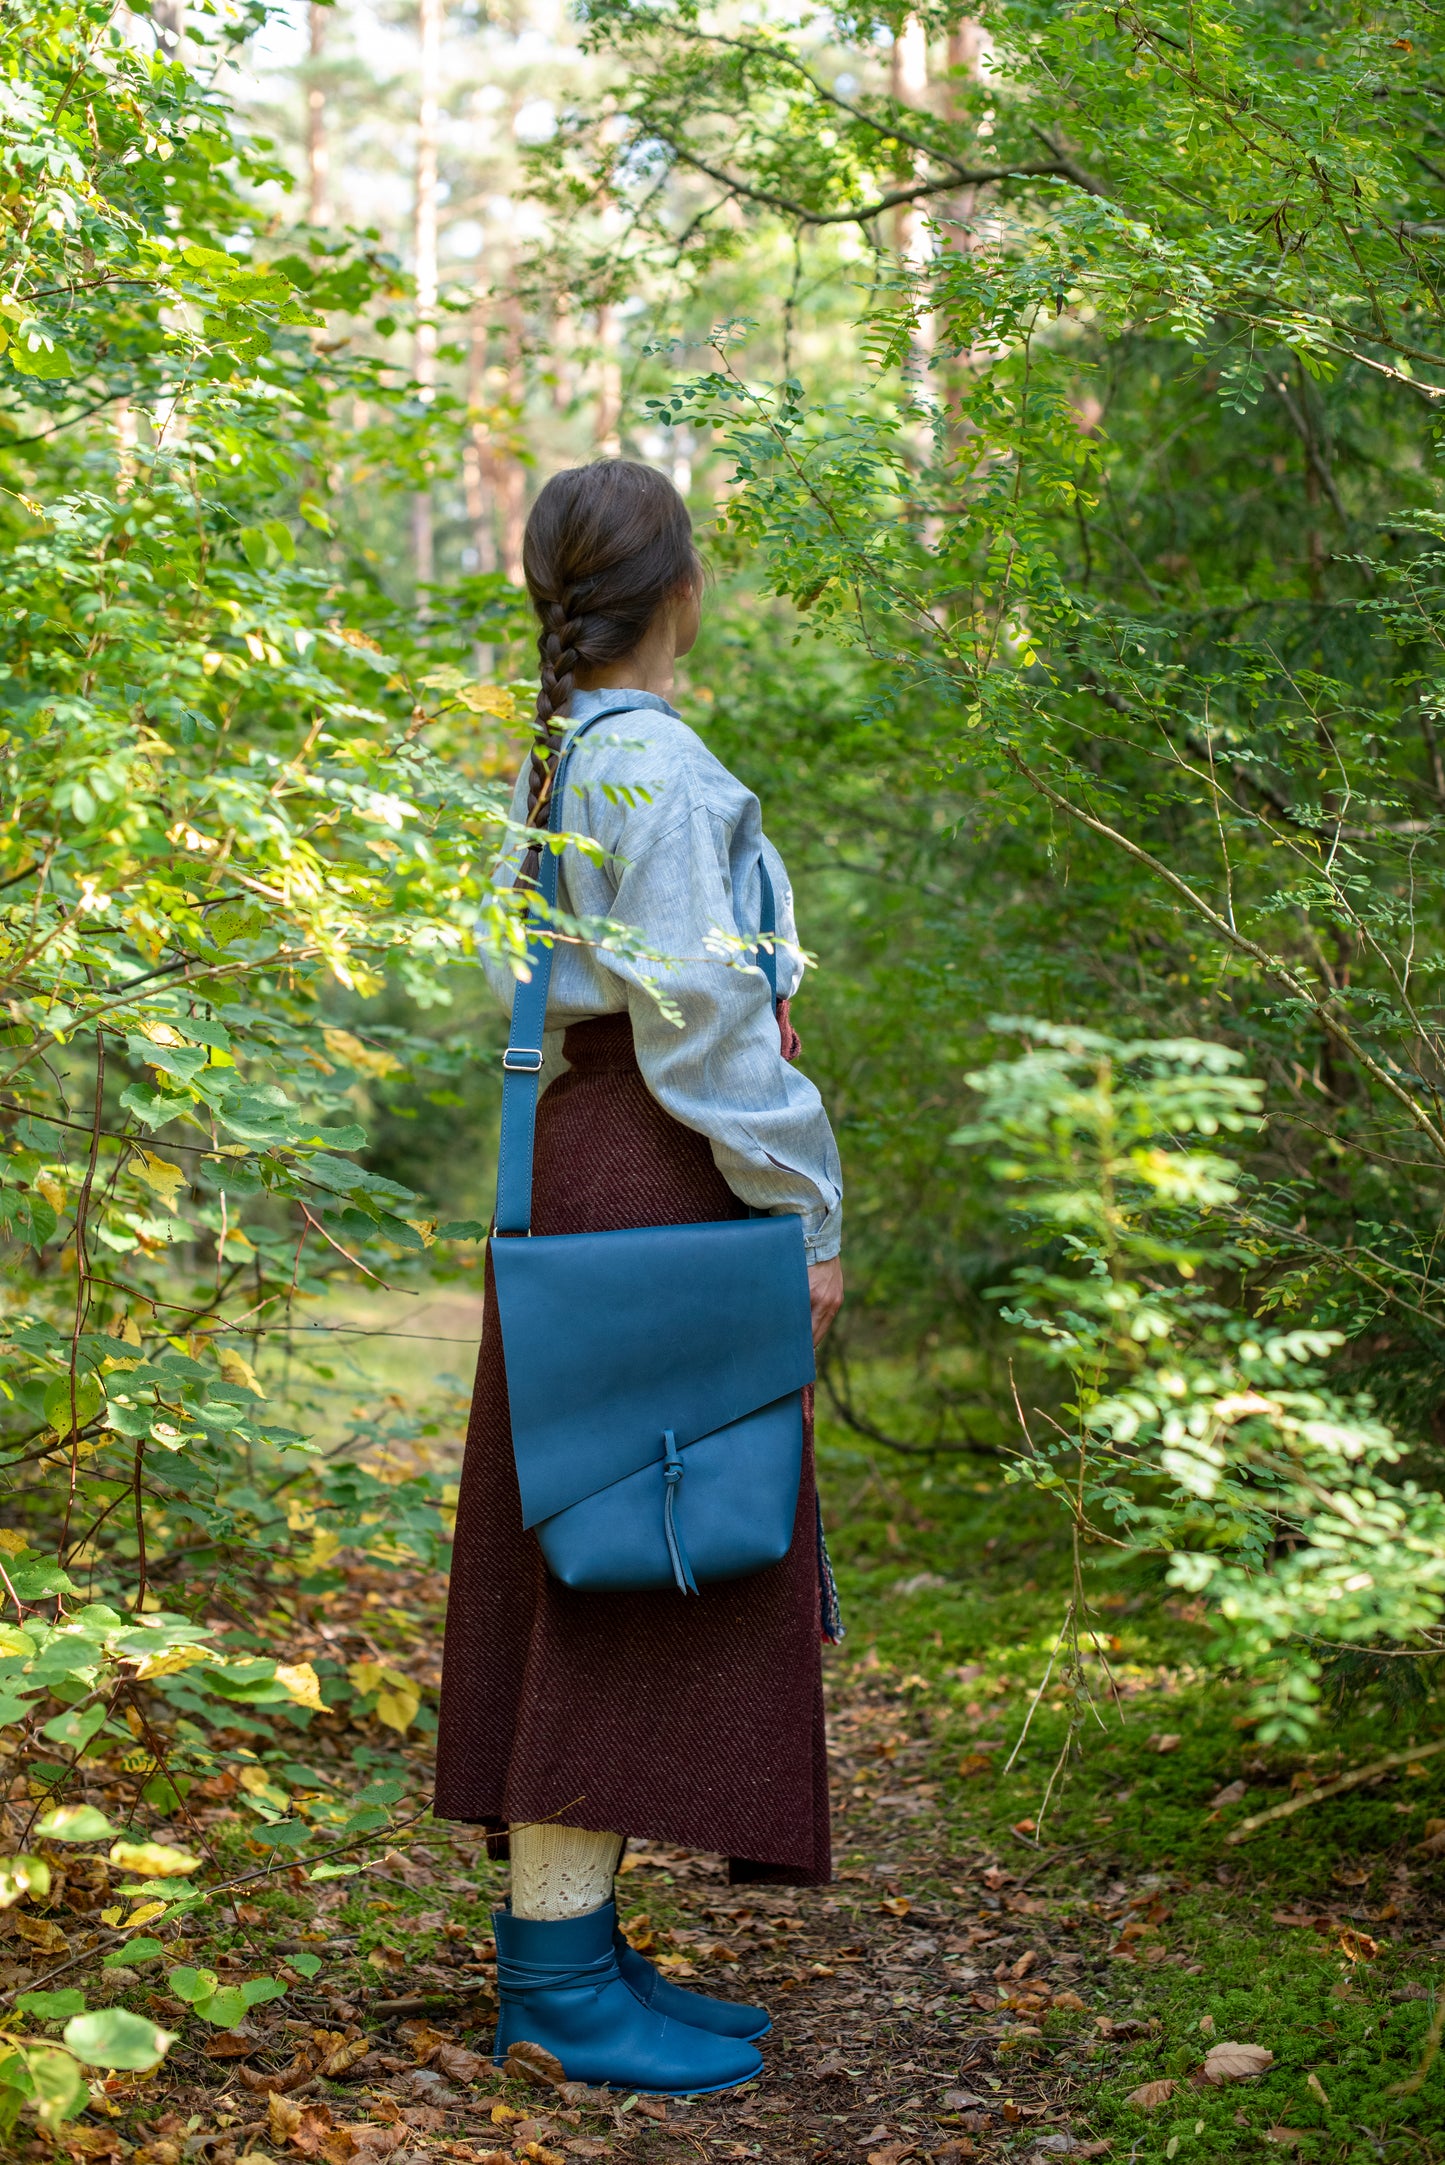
[{"left": 501, "top": 1046, "right": 544, "bottom": 1073}]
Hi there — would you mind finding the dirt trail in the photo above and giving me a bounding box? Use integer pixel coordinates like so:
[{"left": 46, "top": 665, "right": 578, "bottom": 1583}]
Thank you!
[{"left": 117, "top": 1655, "right": 1119, "bottom": 2165}]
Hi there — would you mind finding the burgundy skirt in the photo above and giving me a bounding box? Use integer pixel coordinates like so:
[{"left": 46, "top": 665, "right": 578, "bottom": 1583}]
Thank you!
[{"left": 434, "top": 1011, "right": 831, "bottom": 1885}]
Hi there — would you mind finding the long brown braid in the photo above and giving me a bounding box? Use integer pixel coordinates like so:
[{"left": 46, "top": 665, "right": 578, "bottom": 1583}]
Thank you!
[{"left": 520, "top": 460, "right": 700, "bottom": 855}]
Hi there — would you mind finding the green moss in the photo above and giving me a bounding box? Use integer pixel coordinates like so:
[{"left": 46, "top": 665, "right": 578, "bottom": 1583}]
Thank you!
[{"left": 817, "top": 1422, "right": 1445, "bottom": 2152}]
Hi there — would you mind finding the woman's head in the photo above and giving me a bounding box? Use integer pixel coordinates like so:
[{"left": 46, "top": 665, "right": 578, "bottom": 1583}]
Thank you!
[{"left": 520, "top": 459, "right": 701, "bottom": 820}]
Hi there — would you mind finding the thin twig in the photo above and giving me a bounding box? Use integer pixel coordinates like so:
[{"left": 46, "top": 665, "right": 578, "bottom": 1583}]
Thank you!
[{"left": 1225, "top": 1737, "right": 1445, "bottom": 1844}]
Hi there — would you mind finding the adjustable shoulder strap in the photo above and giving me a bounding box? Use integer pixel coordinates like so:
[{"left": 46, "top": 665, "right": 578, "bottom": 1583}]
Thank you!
[
  {"left": 756, "top": 855, "right": 779, "bottom": 1008},
  {"left": 494, "top": 707, "right": 630, "bottom": 1237}
]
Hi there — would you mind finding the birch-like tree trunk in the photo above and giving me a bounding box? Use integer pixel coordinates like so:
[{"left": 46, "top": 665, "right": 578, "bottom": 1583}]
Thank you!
[
  {"left": 412, "top": 0, "right": 442, "bottom": 597},
  {"left": 306, "top": 3, "right": 331, "bottom": 227}
]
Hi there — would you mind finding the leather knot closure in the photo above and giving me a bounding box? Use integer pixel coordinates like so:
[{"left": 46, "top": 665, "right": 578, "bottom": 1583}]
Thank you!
[{"left": 660, "top": 1429, "right": 699, "bottom": 1597}]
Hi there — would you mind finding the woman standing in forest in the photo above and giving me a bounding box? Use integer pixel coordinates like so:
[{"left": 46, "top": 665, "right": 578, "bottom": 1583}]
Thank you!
[{"left": 435, "top": 459, "right": 844, "bottom": 2094}]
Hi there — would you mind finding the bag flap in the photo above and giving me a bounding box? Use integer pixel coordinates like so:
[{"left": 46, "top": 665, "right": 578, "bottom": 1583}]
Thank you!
[{"left": 490, "top": 1215, "right": 815, "bottom": 1528}]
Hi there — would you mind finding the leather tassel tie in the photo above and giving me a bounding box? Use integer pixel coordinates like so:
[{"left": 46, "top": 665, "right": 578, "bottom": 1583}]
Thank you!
[{"left": 661, "top": 1429, "right": 699, "bottom": 1596}]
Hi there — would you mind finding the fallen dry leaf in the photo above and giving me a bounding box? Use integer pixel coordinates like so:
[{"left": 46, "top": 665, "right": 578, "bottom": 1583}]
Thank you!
[
  {"left": 957, "top": 1753, "right": 995, "bottom": 1778},
  {"left": 1338, "top": 1928, "right": 1379, "bottom": 1963},
  {"left": 433, "top": 2041, "right": 487, "bottom": 2084},
  {"left": 505, "top": 2039, "right": 567, "bottom": 2089},
  {"left": 1052, "top": 1989, "right": 1088, "bottom": 2011},
  {"left": 474, "top": 2155, "right": 512, "bottom": 2165},
  {"left": 1306, "top": 2071, "right": 1330, "bottom": 2107},
  {"left": 516, "top": 2147, "right": 565, "bottom": 2165},
  {"left": 317, "top": 2035, "right": 371, "bottom": 2081},
  {"left": 239, "top": 2055, "right": 313, "bottom": 2097},
  {"left": 1125, "top": 2080, "right": 1175, "bottom": 2109},
  {"left": 633, "top": 2097, "right": 667, "bottom": 2121},
  {"left": 1147, "top": 1733, "right": 1182, "bottom": 1755},
  {"left": 1209, "top": 1779, "right": 1247, "bottom": 1809},
  {"left": 867, "top": 2147, "right": 918, "bottom": 2165},
  {"left": 204, "top": 2030, "right": 260, "bottom": 2061},
  {"left": 880, "top": 1895, "right": 912, "bottom": 1917},
  {"left": 1332, "top": 1865, "right": 1370, "bottom": 1888},
  {"left": 13, "top": 1913, "right": 70, "bottom": 1956},
  {"left": 620, "top": 1911, "right": 654, "bottom": 1952},
  {"left": 59, "top": 2130, "right": 124, "bottom": 2162},
  {"left": 401, "top": 2104, "right": 448, "bottom": 2132},
  {"left": 269, "top": 2095, "right": 304, "bottom": 2145},
  {"left": 397, "top": 2019, "right": 451, "bottom": 2063},
  {"left": 286, "top": 2105, "right": 352, "bottom": 2163},
  {"left": 1202, "top": 2041, "right": 1274, "bottom": 2083}
]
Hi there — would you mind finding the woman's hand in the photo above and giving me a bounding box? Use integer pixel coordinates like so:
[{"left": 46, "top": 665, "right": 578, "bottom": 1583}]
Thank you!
[{"left": 808, "top": 1256, "right": 844, "bottom": 1348}]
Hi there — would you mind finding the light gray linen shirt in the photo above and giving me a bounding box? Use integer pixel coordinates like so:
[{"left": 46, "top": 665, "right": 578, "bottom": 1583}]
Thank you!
[{"left": 481, "top": 687, "right": 843, "bottom": 1263}]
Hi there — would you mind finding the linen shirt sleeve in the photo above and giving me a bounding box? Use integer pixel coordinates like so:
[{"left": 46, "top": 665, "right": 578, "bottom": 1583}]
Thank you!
[{"left": 589, "top": 799, "right": 843, "bottom": 1263}]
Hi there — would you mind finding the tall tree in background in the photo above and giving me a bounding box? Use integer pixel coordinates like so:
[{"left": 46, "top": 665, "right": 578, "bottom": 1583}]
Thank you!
[
  {"left": 306, "top": 1, "right": 331, "bottom": 224},
  {"left": 412, "top": 0, "right": 443, "bottom": 593}
]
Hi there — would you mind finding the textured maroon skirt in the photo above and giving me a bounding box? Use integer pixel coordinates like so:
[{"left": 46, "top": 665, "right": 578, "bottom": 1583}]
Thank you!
[{"left": 434, "top": 1011, "right": 831, "bottom": 1885}]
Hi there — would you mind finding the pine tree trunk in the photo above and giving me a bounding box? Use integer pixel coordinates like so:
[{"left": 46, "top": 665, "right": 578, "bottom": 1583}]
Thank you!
[
  {"left": 306, "top": 4, "right": 331, "bottom": 227},
  {"left": 413, "top": 0, "right": 442, "bottom": 598}
]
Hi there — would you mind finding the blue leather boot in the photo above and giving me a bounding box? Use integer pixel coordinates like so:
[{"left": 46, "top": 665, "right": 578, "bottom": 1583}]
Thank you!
[
  {"left": 492, "top": 1901, "right": 763, "bottom": 2095},
  {"left": 614, "top": 1922, "right": 770, "bottom": 2041}
]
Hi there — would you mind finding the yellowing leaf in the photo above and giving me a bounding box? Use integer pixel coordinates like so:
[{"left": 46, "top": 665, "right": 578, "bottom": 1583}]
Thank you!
[
  {"left": 238, "top": 1766, "right": 289, "bottom": 1811},
  {"left": 120, "top": 1316, "right": 144, "bottom": 1348},
  {"left": 286, "top": 1499, "right": 316, "bottom": 1533},
  {"left": 34, "top": 1172, "right": 66, "bottom": 1212},
  {"left": 0, "top": 1529, "right": 31, "bottom": 1557},
  {"left": 121, "top": 1901, "right": 169, "bottom": 1930},
  {"left": 304, "top": 1530, "right": 342, "bottom": 1570},
  {"left": 129, "top": 1643, "right": 215, "bottom": 1681},
  {"left": 375, "top": 1679, "right": 420, "bottom": 1734},
  {"left": 216, "top": 1345, "right": 265, "bottom": 1398},
  {"left": 347, "top": 1660, "right": 419, "bottom": 1733},
  {"left": 109, "top": 1841, "right": 201, "bottom": 1879},
  {"left": 274, "top": 1661, "right": 329, "bottom": 1712},
  {"left": 132, "top": 1151, "right": 186, "bottom": 1210},
  {"left": 322, "top": 1026, "right": 401, "bottom": 1077}
]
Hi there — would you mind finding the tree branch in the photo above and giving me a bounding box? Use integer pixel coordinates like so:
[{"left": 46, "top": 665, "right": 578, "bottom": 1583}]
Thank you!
[{"left": 663, "top": 141, "right": 1089, "bottom": 230}]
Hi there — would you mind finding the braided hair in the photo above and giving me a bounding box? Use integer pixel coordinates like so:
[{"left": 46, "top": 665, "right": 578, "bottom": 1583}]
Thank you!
[{"left": 520, "top": 459, "right": 700, "bottom": 836}]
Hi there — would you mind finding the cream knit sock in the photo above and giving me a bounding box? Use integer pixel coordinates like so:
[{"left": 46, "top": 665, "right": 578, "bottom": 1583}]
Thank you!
[{"left": 509, "top": 1823, "right": 625, "bottom": 1922}]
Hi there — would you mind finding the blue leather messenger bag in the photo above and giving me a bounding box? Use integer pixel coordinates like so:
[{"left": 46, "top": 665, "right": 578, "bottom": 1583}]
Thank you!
[{"left": 488, "top": 707, "right": 816, "bottom": 1596}]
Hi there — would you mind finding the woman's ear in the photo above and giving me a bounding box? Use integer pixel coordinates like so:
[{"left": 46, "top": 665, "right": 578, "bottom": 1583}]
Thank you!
[{"left": 674, "top": 573, "right": 704, "bottom": 659}]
